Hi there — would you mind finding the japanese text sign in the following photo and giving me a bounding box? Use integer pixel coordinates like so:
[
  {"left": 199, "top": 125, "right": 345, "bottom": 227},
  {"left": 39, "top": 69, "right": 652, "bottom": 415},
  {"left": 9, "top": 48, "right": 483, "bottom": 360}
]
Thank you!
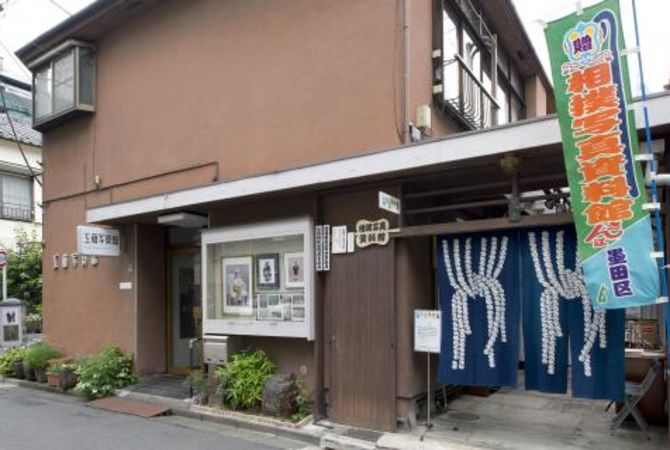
[
  {"left": 77, "top": 225, "right": 121, "bottom": 257},
  {"left": 355, "top": 219, "right": 390, "bottom": 248},
  {"left": 545, "top": 0, "right": 659, "bottom": 308},
  {"left": 414, "top": 310, "right": 442, "bottom": 353}
]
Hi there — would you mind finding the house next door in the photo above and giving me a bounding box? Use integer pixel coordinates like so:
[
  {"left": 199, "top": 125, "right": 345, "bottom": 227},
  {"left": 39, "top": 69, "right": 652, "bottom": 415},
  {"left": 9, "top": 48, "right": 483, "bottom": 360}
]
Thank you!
[{"left": 168, "top": 249, "right": 202, "bottom": 374}]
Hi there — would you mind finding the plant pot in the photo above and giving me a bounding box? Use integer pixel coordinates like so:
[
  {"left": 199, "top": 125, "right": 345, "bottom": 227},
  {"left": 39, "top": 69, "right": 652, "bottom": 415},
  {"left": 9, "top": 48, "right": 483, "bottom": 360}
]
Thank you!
[
  {"left": 23, "top": 361, "right": 36, "bottom": 381},
  {"left": 46, "top": 373, "right": 60, "bottom": 388},
  {"left": 34, "top": 367, "right": 48, "bottom": 383},
  {"left": 59, "top": 368, "right": 78, "bottom": 390},
  {"left": 13, "top": 360, "right": 25, "bottom": 379}
]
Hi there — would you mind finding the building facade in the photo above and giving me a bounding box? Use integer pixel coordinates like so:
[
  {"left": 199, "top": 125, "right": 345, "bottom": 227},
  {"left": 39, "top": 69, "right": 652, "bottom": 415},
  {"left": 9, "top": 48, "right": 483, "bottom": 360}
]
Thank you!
[
  {"left": 0, "top": 75, "right": 42, "bottom": 250},
  {"left": 20, "top": 0, "right": 670, "bottom": 432}
]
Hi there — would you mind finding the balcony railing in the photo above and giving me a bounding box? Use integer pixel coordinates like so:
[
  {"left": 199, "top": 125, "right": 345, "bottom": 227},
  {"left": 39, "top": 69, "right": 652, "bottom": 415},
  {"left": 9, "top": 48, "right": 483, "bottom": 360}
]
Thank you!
[
  {"left": 1, "top": 203, "right": 33, "bottom": 222},
  {"left": 442, "top": 54, "right": 499, "bottom": 129}
]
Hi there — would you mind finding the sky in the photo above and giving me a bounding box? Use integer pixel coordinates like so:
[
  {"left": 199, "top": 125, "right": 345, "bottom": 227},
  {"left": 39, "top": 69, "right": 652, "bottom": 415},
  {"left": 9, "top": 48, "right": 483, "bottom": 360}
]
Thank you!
[{"left": 0, "top": 0, "right": 668, "bottom": 93}]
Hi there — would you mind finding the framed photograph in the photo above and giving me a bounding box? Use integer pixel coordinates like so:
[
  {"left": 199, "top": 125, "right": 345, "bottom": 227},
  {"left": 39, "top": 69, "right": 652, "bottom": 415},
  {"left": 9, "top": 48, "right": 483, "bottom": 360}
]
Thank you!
[
  {"left": 222, "top": 256, "right": 253, "bottom": 315},
  {"left": 256, "top": 253, "right": 280, "bottom": 290},
  {"left": 284, "top": 252, "right": 305, "bottom": 288}
]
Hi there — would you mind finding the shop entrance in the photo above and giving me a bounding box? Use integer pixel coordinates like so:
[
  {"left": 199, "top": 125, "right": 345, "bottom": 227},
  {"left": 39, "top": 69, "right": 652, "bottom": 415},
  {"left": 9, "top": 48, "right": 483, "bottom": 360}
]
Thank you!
[{"left": 167, "top": 248, "right": 202, "bottom": 374}]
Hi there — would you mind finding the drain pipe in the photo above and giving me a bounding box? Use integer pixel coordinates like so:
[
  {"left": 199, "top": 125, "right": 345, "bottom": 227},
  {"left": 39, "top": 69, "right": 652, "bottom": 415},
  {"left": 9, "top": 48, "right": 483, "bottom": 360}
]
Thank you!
[{"left": 402, "top": 0, "right": 411, "bottom": 144}]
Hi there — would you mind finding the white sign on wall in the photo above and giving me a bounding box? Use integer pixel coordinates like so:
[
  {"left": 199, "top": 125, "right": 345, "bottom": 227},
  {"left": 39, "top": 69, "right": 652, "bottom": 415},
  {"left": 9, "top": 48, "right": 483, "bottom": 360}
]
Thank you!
[
  {"left": 331, "top": 226, "right": 348, "bottom": 254},
  {"left": 414, "top": 309, "right": 442, "bottom": 353},
  {"left": 378, "top": 191, "right": 401, "bottom": 215},
  {"left": 77, "top": 225, "right": 121, "bottom": 257}
]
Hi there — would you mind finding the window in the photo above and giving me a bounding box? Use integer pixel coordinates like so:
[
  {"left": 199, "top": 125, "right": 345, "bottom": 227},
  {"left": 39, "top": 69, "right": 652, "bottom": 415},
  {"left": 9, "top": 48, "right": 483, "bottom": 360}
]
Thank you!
[
  {"left": 435, "top": 4, "right": 498, "bottom": 129},
  {"left": 0, "top": 173, "right": 32, "bottom": 222},
  {"left": 31, "top": 41, "right": 95, "bottom": 131},
  {"left": 202, "top": 217, "right": 314, "bottom": 339},
  {"left": 434, "top": 1, "right": 526, "bottom": 127}
]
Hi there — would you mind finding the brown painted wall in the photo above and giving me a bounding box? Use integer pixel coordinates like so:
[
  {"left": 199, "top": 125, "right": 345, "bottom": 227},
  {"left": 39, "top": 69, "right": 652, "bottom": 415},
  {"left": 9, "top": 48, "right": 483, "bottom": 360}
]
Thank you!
[
  {"left": 394, "top": 236, "right": 434, "bottom": 422},
  {"left": 43, "top": 0, "right": 410, "bottom": 207},
  {"left": 42, "top": 197, "right": 136, "bottom": 358},
  {"left": 135, "top": 224, "right": 167, "bottom": 374}
]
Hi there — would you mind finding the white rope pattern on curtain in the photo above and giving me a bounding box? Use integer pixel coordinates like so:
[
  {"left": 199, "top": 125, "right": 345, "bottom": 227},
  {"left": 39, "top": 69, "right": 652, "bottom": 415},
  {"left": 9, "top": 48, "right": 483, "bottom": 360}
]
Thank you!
[
  {"left": 528, "top": 230, "right": 607, "bottom": 377},
  {"left": 442, "top": 236, "right": 509, "bottom": 370}
]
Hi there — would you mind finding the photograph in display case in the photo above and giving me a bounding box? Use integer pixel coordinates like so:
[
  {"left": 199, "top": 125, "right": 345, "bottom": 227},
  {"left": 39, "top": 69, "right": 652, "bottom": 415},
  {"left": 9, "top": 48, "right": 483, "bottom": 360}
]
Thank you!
[
  {"left": 290, "top": 293, "right": 305, "bottom": 321},
  {"left": 256, "top": 253, "right": 280, "bottom": 290},
  {"left": 284, "top": 252, "right": 305, "bottom": 288},
  {"left": 257, "top": 292, "right": 304, "bottom": 321},
  {"left": 222, "top": 256, "right": 253, "bottom": 315}
]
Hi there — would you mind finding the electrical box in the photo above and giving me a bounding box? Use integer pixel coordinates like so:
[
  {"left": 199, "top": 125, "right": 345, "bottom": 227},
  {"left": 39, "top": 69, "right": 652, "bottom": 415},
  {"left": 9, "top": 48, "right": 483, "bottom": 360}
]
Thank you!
[
  {"left": 203, "top": 335, "right": 240, "bottom": 366},
  {"left": 416, "top": 104, "right": 432, "bottom": 130}
]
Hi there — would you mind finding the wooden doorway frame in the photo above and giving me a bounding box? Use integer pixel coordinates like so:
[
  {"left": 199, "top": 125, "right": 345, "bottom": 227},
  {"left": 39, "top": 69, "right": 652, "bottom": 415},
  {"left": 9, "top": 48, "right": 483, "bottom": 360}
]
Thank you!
[{"left": 166, "top": 246, "right": 201, "bottom": 375}]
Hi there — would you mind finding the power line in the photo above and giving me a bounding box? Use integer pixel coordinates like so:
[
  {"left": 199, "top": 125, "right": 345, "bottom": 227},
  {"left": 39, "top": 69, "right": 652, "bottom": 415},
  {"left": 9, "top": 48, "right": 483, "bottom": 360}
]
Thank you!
[
  {"left": 0, "top": 37, "right": 31, "bottom": 79},
  {"left": 46, "top": 0, "right": 72, "bottom": 16}
]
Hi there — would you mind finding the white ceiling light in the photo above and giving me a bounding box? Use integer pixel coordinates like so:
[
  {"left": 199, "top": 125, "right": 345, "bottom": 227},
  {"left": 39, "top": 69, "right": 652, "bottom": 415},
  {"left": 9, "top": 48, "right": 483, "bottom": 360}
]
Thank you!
[{"left": 157, "top": 212, "right": 208, "bottom": 228}]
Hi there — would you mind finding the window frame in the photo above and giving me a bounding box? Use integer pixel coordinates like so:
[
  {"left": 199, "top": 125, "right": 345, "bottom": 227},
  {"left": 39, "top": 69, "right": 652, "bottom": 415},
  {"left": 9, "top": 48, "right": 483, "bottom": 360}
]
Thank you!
[
  {"left": 201, "top": 216, "right": 315, "bottom": 340},
  {"left": 30, "top": 40, "right": 95, "bottom": 131},
  {"left": 0, "top": 171, "right": 33, "bottom": 223},
  {"left": 433, "top": 0, "right": 526, "bottom": 127}
]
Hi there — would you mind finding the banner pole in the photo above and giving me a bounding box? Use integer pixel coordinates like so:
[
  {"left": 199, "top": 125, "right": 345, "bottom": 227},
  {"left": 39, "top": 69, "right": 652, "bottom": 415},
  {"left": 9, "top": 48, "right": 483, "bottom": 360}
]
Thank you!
[{"left": 631, "top": 0, "right": 670, "bottom": 359}]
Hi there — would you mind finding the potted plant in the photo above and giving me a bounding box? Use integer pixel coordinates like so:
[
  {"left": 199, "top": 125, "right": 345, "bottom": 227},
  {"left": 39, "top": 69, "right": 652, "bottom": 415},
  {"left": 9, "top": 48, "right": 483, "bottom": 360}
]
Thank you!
[
  {"left": 59, "top": 363, "right": 78, "bottom": 390},
  {"left": 0, "top": 347, "right": 26, "bottom": 379},
  {"left": 24, "top": 343, "right": 62, "bottom": 383},
  {"left": 46, "top": 365, "right": 60, "bottom": 388}
]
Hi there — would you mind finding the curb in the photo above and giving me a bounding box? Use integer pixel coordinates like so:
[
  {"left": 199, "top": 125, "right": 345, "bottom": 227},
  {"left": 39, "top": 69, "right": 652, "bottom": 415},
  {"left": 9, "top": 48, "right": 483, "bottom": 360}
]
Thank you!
[
  {"left": 0, "top": 377, "right": 85, "bottom": 402},
  {"left": 2, "top": 377, "right": 322, "bottom": 446},
  {"left": 117, "top": 389, "right": 323, "bottom": 446}
]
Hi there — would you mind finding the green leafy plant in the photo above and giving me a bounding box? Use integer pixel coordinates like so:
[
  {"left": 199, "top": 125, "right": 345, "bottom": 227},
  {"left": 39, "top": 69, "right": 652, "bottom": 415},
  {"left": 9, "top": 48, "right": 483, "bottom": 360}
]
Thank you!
[
  {"left": 74, "top": 346, "right": 138, "bottom": 399},
  {"left": 26, "top": 313, "right": 42, "bottom": 334},
  {"left": 184, "top": 370, "right": 205, "bottom": 391},
  {"left": 0, "top": 347, "right": 26, "bottom": 376},
  {"left": 24, "top": 343, "right": 62, "bottom": 370},
  {"left": 4, "top": 227, "right": 42, "bottom": 313},
  {"left": 291, "top": 381, "right": 312, "bottom": 423},
  {"left": 215, "top": 350, "right": 276, "bottom": 410}
]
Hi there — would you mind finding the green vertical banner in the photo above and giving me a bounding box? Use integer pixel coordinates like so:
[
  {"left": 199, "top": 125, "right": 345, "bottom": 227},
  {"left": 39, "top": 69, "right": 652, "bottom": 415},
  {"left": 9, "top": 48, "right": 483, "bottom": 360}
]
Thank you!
[{"left": 545, "top": 0, "right": 660, "bottom": 309}]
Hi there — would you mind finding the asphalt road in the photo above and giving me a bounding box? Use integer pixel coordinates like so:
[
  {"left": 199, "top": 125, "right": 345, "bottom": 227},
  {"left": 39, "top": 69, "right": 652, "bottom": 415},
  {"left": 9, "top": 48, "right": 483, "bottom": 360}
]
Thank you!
[{"left": 0, "top": 383, "right": 311, "bottom": 450}]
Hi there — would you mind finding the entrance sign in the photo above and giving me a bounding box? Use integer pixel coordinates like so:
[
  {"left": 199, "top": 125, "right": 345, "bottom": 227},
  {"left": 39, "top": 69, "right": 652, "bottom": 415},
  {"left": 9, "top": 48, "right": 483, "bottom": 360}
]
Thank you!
[
  {"left": 77, "top": 225, "right": 121, "bottom": 257},
  {"left": 545, "top": 0, "right": 659, "bottom": 309},
  {"left": 414, "top": 310, "right": 441, "bottom": 353},
  {"left": 378, "top": 191, "right": 401, "bottom": 215},
  {"left": 355, "top": 219, "right": 390, "bottom": 248}
]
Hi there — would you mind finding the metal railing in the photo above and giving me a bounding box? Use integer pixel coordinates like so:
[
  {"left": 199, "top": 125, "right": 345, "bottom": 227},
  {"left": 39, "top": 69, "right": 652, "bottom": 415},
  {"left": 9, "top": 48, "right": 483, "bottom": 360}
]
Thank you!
[
  {"left": 442, "top": 54, "right": 499, "bottom": 129},
  {"left": 1, "top": 203, "right": 33, "bottom": 221}
]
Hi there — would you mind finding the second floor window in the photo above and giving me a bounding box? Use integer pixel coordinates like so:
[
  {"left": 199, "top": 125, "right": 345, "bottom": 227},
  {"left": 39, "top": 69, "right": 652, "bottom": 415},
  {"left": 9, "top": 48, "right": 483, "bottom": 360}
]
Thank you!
[
  {"left": 0, "top": 173, "right": 32, "bottom": 222},
  {"left": 434, "top": 1, "right": 525, "bottom": 129},
  {"left": 31, "top": 41, "right": 96, "bottom": 131}
]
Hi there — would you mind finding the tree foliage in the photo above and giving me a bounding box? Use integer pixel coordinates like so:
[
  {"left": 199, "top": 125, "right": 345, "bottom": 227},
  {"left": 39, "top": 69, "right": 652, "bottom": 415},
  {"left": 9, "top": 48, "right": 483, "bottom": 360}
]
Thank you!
[{"left": 4, "top": 227, "right": 42, "bottom": 313}]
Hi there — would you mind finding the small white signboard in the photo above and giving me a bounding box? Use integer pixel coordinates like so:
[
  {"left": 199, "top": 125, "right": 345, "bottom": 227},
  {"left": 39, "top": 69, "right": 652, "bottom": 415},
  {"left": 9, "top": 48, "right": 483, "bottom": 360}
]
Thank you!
[
  {"left": 331, "top": 226, "right": 348, "bottom": 254},
  {"left": 414, "top": 309, "right": 441, "bottom": 353},
  {"left": 77, "top": 225, "right": 121, "bottom": 257},
  {"left": 379, "top": 191, "right": 401, "bottom": 215},
  {"left": 315, "top": 225, "right": 324, "bottom": 272}
]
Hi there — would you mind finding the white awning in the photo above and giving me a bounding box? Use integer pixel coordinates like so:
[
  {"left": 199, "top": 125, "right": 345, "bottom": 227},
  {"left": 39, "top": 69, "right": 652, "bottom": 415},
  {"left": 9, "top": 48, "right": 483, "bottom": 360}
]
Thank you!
[{"left": 87, "top": 92, "right": 670, "bottom": 223}]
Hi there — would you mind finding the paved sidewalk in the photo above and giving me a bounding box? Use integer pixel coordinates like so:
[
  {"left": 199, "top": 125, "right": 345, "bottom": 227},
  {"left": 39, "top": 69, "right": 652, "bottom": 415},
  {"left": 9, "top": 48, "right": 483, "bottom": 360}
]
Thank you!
[
  {"left": 377, "top": 389, "right": 668, "bottom": 450},
  {"left": 0, "top": 381, "right": 309, "bottom": 450}
]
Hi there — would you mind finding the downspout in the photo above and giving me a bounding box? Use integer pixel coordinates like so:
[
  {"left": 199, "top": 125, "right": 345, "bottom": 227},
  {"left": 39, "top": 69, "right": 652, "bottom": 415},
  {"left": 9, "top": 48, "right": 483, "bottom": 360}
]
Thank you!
[{"left": 402, "top": 0, "right": 411, "bottom": 144}]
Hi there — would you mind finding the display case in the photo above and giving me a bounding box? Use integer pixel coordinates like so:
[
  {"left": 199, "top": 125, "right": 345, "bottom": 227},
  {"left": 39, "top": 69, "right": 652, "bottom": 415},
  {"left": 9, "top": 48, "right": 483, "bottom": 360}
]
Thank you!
[{"left": 201, "top": 216, "right": 314, "bottom": 339}]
